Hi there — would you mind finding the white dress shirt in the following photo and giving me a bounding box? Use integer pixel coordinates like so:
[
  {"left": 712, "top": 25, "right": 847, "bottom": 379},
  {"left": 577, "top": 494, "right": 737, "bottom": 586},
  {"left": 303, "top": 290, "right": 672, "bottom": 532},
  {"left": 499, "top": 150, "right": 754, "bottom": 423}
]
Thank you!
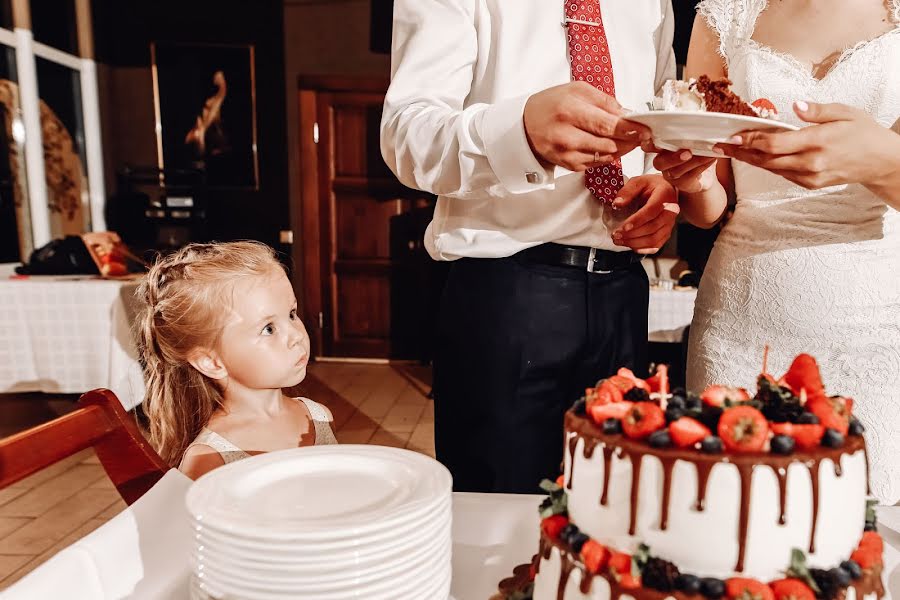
[{"left": 381, "top": 0, "right": 676, "bottom": 260}]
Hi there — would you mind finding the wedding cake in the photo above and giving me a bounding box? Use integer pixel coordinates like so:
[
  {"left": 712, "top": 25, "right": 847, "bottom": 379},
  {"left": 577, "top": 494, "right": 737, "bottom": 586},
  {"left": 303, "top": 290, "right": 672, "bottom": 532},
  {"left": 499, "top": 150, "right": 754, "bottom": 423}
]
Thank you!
[{"left": 496, "top": 354, "right": 886, "bottom": 600}]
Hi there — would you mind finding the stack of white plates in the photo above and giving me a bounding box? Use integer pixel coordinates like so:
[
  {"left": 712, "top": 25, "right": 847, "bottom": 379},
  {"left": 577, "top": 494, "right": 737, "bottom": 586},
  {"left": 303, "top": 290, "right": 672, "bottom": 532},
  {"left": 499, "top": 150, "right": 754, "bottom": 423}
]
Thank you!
[{"left": 185, "top": 445, "right": 453, "bottom": 599}]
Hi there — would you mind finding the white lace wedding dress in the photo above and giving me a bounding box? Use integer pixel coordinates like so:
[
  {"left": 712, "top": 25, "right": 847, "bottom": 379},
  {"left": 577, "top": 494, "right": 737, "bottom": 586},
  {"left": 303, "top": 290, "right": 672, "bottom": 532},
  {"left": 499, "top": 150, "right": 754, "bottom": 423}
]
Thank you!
[{"left": 686, "top": 0, "right": 900, "bottom": 505}]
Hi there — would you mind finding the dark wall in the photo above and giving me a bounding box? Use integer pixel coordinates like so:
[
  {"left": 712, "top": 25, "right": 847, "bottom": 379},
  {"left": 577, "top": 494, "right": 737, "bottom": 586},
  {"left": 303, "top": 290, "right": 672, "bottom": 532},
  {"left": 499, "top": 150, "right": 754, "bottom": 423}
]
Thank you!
[
  {"left": 370, "top": 0, "right": 393, "bottom": 54},
  {"left": 92, "top": 0, "right": 289, "bottom": 251},
  {"left": 674, "top": 0, "right": 700, "bottom": 67}
]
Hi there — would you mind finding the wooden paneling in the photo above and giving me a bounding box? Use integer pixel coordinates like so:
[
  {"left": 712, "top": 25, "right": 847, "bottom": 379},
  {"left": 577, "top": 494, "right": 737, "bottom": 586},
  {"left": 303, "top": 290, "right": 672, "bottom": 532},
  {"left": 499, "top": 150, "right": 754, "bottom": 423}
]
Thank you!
[
  {"left": 298, "top": 76, "right": 439, "bottom": 359},
  {"left": 336, "top": 274, "right": 391, "bottom": 339},
  {"left": 332, "top": 102, "right": 395, "bottom": 180},
  {"left": 335, "top": 193, "right": 403, "bottom": 259}
]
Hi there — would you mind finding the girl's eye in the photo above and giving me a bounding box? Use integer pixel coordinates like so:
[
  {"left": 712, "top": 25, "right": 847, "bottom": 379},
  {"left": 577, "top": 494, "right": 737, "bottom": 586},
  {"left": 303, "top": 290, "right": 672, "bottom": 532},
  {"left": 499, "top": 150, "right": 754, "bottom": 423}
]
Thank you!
[
  {"left": 289, "top": 309, "right": 297, "bottom": 320},
  {"left": 261, "top": 324, "right": 275, "bottom": 336}
]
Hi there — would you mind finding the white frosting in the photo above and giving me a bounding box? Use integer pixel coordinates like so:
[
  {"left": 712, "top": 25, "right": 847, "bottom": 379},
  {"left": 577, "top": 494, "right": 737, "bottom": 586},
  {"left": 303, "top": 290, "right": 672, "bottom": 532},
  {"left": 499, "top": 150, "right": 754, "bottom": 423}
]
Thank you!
[
  {"left": 654, "top": 79, "right": 705, "bottom": 112},
  {"left": 560, "top": 433, "right": 867, "bottom": 582}
]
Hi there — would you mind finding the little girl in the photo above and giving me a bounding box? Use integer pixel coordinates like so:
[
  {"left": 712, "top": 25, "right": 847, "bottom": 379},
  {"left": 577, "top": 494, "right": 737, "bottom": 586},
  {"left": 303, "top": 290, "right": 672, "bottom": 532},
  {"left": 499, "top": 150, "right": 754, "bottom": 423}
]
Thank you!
[{"left": 136, "top": 241, "right": 336, "bottom": 479}]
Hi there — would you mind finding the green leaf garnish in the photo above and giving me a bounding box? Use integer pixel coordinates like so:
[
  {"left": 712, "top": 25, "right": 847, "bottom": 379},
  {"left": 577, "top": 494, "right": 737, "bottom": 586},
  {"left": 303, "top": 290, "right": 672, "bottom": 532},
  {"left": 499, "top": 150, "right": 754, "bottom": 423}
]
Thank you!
[
  {"left": 786, "top": 548, "right": 821, "bottom": 594},
  {"left": 633, "top": 543, "right": 651, "bottom": 578}
]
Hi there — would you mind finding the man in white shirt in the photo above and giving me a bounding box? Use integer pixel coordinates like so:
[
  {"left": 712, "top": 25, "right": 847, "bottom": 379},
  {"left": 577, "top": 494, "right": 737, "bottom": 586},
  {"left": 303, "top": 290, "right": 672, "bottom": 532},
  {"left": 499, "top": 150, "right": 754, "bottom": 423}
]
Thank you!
[{"left": 381, "top": 0, "right": 679, "bottom": 493}]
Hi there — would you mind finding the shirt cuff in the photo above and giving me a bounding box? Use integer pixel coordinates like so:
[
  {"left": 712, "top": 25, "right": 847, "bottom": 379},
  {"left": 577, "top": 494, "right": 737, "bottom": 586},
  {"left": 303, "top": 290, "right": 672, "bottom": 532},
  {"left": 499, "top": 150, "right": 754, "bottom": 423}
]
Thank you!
[{"left": 482, "top": 94, "right": 555, "bottom": 193}]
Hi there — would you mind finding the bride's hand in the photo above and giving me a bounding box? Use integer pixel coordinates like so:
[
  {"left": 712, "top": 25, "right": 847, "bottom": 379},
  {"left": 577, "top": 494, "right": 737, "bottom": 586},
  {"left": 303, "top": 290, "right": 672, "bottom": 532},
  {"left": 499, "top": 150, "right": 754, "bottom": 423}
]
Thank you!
[
  {"left": 715, "top": 101, "right": 900, "bottom": 190},
  {"left": 648, "top": 146, "right": 719, "bottom": 194}
]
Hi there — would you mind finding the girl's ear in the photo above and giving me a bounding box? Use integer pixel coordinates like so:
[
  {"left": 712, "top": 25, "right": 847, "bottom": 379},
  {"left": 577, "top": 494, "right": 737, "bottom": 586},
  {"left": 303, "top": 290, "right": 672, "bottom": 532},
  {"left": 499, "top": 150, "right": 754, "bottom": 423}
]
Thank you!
[{"left": 187, "top": 348, "right": 228, "bottom": 381}]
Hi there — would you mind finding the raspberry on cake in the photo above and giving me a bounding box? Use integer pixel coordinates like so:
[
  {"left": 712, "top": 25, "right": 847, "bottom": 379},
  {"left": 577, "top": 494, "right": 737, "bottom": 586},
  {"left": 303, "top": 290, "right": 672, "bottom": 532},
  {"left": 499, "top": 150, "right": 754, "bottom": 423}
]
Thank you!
[
  {"left": 494, "top": 356, "right": 885, "bottom": 600},
  {"left": 653, "top": 75, "right": 779, "bottom": 120}
]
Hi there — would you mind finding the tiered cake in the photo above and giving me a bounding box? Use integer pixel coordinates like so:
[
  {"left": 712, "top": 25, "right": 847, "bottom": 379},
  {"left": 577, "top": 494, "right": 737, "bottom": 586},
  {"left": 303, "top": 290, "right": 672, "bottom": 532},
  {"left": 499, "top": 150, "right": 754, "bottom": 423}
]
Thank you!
[{"left": 497, "top": 354, "right": 886, "bottom": 600}]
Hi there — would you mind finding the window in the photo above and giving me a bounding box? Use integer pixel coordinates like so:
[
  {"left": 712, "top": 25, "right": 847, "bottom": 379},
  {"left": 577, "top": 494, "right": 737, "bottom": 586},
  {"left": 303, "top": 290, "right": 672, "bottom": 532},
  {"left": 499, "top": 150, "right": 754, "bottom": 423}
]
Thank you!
[{"left": 3, "top": 0, "right": 104, "bottom": 261}]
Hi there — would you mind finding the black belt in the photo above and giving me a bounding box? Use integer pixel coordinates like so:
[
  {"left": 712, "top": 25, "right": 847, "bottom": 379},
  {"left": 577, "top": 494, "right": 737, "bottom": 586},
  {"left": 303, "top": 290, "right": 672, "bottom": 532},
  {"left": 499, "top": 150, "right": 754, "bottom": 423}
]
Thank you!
[{"left": 518, "top": 243, "right": 643, "bottom": 274}]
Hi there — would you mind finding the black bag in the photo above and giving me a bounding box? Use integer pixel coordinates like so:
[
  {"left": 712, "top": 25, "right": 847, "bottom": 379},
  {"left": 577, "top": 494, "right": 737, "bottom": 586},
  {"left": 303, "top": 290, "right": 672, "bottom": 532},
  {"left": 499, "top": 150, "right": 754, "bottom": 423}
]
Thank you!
[{"left": 15, "top": 236, "right": 100, "bottom": 276}]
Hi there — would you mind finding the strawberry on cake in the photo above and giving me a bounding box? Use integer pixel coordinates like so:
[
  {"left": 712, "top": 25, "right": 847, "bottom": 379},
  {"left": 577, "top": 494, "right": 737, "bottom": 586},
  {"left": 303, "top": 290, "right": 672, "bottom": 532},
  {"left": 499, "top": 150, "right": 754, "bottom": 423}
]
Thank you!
[{"left": 494, "top": 352, "right": 886, "bottom": 600}]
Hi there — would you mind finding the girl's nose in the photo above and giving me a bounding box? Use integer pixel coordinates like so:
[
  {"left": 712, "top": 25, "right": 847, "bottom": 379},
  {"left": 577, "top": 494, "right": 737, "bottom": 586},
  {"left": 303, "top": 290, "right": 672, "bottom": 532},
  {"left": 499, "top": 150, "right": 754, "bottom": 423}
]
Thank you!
[{"left": 287, "top": 327, "right": 301, "bottom": 347}]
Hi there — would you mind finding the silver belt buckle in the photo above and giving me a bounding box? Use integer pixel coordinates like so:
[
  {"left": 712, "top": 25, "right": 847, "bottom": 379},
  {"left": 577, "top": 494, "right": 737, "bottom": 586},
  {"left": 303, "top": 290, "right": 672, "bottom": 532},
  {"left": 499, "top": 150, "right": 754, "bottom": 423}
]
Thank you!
[{"left": 586, "top": 248, "right": 611, "bottom": 274}]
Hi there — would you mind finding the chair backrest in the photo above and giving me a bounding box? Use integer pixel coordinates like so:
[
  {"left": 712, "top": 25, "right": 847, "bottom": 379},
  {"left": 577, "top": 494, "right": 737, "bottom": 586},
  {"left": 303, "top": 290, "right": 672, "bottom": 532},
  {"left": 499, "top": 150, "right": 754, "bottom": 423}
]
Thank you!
[{"left": 0, "top": 389, "right": 170, "bottom": 504}]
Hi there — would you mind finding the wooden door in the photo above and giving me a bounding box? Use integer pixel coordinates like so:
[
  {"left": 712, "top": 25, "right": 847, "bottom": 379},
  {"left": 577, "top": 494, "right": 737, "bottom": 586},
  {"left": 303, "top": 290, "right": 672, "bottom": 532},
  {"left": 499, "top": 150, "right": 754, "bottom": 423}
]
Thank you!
[{"left": 297, "top": 77, "right": 429, "bottom": 359}]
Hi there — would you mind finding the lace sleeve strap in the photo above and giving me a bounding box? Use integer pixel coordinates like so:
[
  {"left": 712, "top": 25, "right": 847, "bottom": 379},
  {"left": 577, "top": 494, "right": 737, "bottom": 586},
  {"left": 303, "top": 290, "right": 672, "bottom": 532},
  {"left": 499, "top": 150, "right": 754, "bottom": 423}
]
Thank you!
[
  {"left": 696, "top": 0, "right": 766, "bottom": 65},
  {"left": 696, "top": 0, "right": 735, "bottom": 60},
  {"left": 892, "top": 0, "right": 900, "bottom": 25}
]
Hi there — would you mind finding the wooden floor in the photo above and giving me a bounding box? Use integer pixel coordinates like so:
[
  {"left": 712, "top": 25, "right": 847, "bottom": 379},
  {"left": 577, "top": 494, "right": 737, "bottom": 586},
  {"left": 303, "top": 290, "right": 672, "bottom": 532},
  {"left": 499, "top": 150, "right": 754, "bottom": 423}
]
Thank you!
[{"left": 0, "top": 361, "right": 435, "bottom": 590}]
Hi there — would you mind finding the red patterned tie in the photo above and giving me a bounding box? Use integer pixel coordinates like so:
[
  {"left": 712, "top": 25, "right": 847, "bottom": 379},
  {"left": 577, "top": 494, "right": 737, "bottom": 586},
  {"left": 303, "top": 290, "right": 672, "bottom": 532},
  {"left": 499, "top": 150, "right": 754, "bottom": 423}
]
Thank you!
[{"left": 565, "top": 0, "right": 624, "bottom": 204}]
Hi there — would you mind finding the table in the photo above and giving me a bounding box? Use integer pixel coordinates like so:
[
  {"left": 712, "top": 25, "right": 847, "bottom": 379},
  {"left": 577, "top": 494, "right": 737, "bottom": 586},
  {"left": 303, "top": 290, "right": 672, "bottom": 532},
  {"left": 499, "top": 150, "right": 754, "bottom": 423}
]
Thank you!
[
  {"left": 648, "top": 286, "right": 697, "bottom": 343},
  {"left": 0, "top": 265, "right": 145, "bottom": 410},
  {"left": 3, "top": 469, "right": 897, "bottom": 600}
]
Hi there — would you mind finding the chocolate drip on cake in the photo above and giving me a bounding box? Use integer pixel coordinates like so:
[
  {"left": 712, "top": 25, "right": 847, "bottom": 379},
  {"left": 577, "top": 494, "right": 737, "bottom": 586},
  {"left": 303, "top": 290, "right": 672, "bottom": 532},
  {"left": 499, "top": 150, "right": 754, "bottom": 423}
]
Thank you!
[
  {"left": 567, "top": 436, "right": 579, "bottom": 490},
  {"left": 539, "top": 536, "right": 551, "bottom": 571},
  {"left": 809, "top": 460, "right": 821, "bottom": 554},
  {"left": 600, "top": 445, "right": 615, "bottom": 506},
  {"left": 775, "top": 466, "right": 788, "bottom": 525},
  {"left": 694, "top": 75, "right": 758, "bottom": 117},
  {"left": 659, "top": 458, "right": 675, "bottom": 530},
  {"left": 557, "top": 551, "right": 576, "bottom": 600},
  {"left": 736, "top": 464, "right": 754, "bottom": 572},
  {"left": 565, "top": 411, "right": 867, "bottom": 573},
  {"left": 627, "top": 451, "right": 644, "bottom": 536},
  {"left": 695, "top": 461, "right": 714, "bottom": 512}
]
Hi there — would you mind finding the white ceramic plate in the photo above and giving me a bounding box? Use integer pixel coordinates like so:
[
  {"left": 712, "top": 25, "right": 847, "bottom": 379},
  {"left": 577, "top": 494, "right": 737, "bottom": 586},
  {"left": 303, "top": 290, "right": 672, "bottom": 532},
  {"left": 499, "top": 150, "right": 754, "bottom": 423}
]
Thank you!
[
  {"left": 191, "top": 571, "right": 453, "bottom": 600},
  {"left": 192, "top": 518, "right": 450, "bottom": 572},
  {"left": 193, "top": 535, "right": 450, "bottom": 592},
  {"left": 186, "top": 445, "right": 451, "bottom": 540},
  {"left": 191, "top": 519, "right": 451, "bottom": 575},
  {"left": 192, "top": 499, "right": 452, "bottom": 557},
  {"left": 625, "top": 110, "right": 799, "bottom": 157},
  {"left": 195, "top": 547, "right": 451, "bottom": 599}
]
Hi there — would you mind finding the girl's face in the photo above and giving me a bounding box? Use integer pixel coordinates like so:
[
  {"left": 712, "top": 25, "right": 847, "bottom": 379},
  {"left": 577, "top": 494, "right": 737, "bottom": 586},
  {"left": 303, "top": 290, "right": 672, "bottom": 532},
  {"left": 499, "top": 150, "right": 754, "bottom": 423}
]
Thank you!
[{"left": 217, "top": 268, "right": 310, "bottom": 391}]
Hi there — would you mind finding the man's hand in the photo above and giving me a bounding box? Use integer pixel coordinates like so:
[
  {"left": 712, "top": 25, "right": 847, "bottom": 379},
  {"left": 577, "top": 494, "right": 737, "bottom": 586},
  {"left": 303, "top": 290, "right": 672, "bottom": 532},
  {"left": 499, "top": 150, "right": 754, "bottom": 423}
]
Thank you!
[
  {"left": 524, "top": 82, "right": 650, "bottom": 172},
  {"left": 610, "top": 175, "right": 680, "bottom": 255}
]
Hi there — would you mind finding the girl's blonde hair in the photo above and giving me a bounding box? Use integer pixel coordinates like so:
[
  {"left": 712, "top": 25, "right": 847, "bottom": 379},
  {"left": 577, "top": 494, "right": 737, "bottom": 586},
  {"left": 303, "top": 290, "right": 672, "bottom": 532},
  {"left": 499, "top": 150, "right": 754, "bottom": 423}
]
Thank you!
[{"left": 136, "top": 241, "right": 284, "bottom": 466}]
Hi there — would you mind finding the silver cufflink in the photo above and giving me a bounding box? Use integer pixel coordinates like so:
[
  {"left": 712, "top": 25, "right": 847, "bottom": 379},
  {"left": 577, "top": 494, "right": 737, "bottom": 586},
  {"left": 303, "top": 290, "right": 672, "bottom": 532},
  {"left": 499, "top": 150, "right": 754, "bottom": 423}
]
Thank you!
[{"left": 525, "top": 172, "right": 541, "bottom": 184}]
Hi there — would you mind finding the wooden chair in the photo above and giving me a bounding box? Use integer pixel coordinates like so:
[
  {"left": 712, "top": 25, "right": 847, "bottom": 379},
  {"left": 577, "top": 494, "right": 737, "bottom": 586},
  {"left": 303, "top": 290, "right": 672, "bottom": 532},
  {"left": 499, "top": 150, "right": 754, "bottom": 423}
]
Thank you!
[{"left": 0, "top": 389, "right": 170, "bottom": 504}]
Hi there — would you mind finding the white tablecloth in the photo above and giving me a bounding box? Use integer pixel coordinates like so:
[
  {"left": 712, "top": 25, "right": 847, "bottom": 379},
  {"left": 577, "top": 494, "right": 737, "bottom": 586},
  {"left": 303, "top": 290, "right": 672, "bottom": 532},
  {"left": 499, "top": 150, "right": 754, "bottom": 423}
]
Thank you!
[
  {"left": 648, "top": 287, "right": 697, "bottom": 344},
  {"left": 0, "top": 265, "right": 145, "bottom": 410},
  {"left": 2, "top": 470, "right": 897, "bottom": 600}
]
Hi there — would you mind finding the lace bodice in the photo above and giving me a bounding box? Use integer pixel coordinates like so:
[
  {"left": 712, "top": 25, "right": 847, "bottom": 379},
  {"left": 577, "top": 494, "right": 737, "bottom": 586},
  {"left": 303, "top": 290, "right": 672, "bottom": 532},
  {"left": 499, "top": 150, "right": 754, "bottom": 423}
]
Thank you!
[
  {"left": 179, "top": 398, "right": 338, "bottom": 467},
  {"left": 688, "top": 0, "right": 900, "bottom": 505}
]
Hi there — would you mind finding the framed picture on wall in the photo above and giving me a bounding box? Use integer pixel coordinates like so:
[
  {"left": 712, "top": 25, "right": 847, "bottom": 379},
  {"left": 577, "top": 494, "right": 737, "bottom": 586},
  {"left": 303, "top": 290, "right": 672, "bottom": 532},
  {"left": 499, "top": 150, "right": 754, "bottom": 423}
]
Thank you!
[{"left": 151, "top": 42, "right": 259, "bottom": 189}]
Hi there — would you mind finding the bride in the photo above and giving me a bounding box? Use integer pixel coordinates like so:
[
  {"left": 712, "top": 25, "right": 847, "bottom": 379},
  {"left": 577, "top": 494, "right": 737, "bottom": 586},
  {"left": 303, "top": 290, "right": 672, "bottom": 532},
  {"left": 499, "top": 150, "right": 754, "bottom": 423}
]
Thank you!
[{"left": 627, "top": 0, "right": 900, "bottom": 505}]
